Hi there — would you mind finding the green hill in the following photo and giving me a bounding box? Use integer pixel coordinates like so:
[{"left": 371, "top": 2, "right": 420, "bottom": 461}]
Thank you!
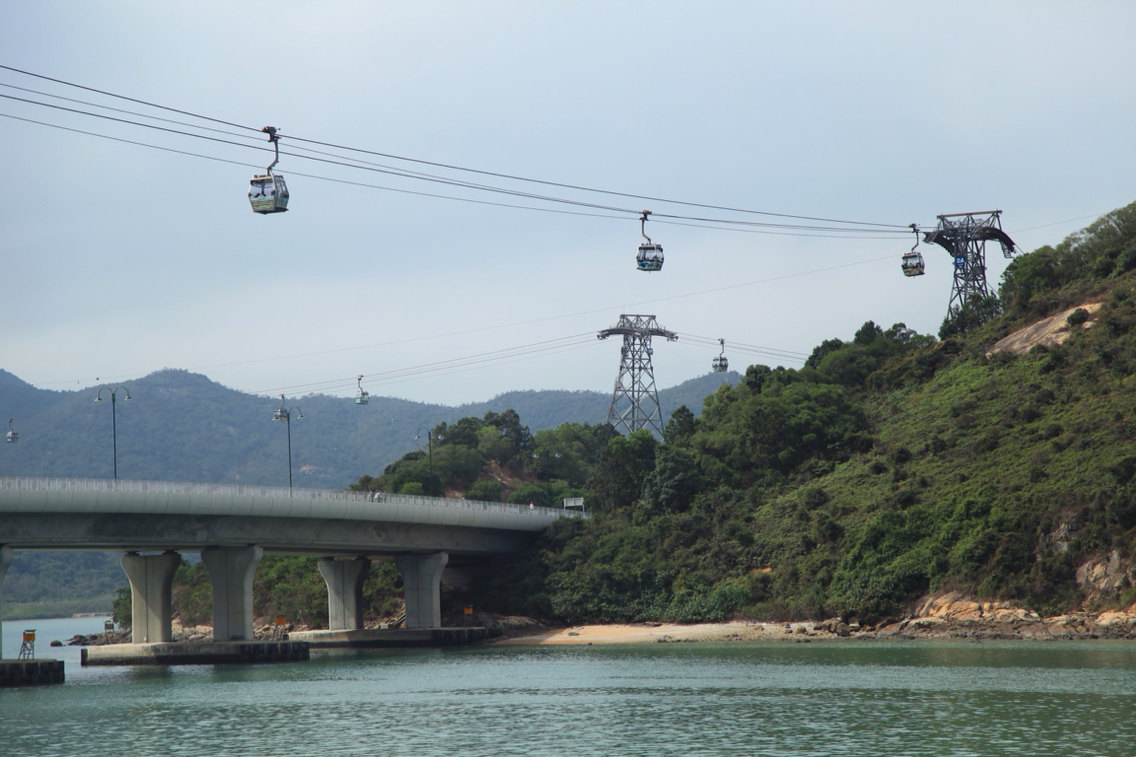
[{"left": 483, "top": 202, "right": 1136, "bottom": 624}]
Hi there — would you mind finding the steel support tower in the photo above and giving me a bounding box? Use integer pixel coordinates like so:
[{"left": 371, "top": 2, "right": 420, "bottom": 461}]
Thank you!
[
  {"left": 598, "top": 314, "right": 678, "bottom": 436},
  {"left": 923, "top": 210, "right": 1017, "bottom": 315}
]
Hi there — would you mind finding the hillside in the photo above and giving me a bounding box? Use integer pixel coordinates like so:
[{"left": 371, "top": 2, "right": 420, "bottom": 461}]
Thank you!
[{"left": 0, "top": 368, "right": 735, "bottom": 489}]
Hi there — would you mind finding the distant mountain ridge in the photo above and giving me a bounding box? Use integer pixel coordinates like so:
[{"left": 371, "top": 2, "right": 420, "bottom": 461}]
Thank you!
[{"left": 0, "top": 368, "right": 736, "bottom": 489}]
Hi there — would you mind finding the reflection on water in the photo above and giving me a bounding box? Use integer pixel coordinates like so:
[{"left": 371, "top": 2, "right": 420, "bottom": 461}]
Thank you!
[{"left": 3, "top": 622, "right": 1135, "bottom": 756}]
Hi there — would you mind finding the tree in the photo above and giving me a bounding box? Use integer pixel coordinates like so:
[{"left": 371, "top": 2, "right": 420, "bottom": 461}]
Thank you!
[
  {"left": 586, "top": 430, "right": 658, "bottom": 513},
  {"left": 939, "top": 295, "right": 1003, "bottom": 339},
  {"left": 663, "top": 405, "right": 696, "bottom": 445}
]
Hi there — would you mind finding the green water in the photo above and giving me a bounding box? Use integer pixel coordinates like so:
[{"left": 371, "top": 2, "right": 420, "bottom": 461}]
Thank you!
[{"left": 3, "top": 618, "right": 1135, "bottom": 756}]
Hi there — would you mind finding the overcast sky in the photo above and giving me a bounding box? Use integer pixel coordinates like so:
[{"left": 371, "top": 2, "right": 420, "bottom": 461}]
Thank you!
[{"left": 3, "top": 1, "right": 1134, "bottom": 406}]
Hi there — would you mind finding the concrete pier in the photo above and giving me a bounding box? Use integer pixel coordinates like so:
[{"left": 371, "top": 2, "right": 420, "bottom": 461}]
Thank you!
[
  {"left": 318, "top": 556, "right": 370, "bottom": 631},
  {"left": 395, "top": 551, "right": 448, "bottom": 629},
  {"left": 201, "top": 545, "right": 263, "bottom": 641},
  {"left": 0, "top": 659, "right": 65, "bottom": 686},
  {"left": 0, "top": 544, "right": 11, "bottom": 659},
  {"left": 121, "top": 550, "right": 180, "bottom": 643},
  {"left": 82, "top": 640, "right": 309, "bottom": 666},
  {"left": 288, "top": 626, "right": 489, "bottom": 648}
]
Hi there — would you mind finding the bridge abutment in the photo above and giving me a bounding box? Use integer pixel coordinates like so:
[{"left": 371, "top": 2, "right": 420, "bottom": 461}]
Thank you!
[
  {"left": 0, "top": 545, "right": 12, "bottom": 658},
  {"left": 201, "top": 545, "right": 263, "bottom": 641},
  {"left": 395, "top": 552, "right": 448, "bottom": 629},
  {"left": 121, "top": 551, "right": 180, "bottom": 643},
  {"left": 318, "top": 556, "right": 370, "bottom": 631}
]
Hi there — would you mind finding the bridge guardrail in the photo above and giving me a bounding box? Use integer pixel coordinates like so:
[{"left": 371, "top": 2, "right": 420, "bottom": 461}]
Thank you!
[{"left": 0, "top": 477, "right": 584, "bottom": 520}]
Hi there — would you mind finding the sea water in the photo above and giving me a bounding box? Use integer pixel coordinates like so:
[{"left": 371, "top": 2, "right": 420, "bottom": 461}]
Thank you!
[{"left": 2, "top": 617, "right": 1135, "bottom": 756}]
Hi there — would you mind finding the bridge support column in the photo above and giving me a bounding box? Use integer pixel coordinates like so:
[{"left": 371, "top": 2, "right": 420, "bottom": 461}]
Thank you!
[
  {"left": 395, "top": 552, "right": 448, "bottom": 629},
  {"left": 201, "top": 545, "right": 263, "bottom": 642},
  {"left": 318, "top": 557, "right": 371, "bottom": 631},
  {"left": 121, "top": 551, "right": 180, "bottom": 643},
  {"left": 0, "top": 545, "right": 12, "bottom": 658}
]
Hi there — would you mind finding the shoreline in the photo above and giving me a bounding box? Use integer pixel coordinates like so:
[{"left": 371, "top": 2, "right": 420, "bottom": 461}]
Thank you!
[{"left": 490, "top": 600, "right": 1136, "bottom": 646}]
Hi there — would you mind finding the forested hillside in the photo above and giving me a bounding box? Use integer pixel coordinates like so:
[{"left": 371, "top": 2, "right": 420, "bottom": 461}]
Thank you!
[
  {"left": 468, "top": 202, "right": 1136, "bottom": 624},
  {"left": 147, "top": 201, "right": 1136, "bottom": 629}
]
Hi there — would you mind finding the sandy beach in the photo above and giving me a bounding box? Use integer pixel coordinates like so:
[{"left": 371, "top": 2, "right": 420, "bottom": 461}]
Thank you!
[
  {"left": 491, "top": 594, "right": 1136, "bottom": 645},
  {"left": 495, "top": 620, "right": 811, "bottom": 646}
]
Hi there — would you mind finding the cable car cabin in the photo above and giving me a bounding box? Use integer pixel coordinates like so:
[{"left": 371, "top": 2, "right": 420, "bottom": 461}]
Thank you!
[
  {"left": 249, "top": 173, "right": 289, "bottom": 214},
  {"left": 901, "top": 251, "right": 925, "bottom": 277},
  {"left": 5, "top": 429, "right": 16, "bottom": 443},
  {"left": 712, "top": 355, "right": 729, "bottom": 372},
  {"left": 637, "top": 243, "right": 664, "bottom": 271},
  {"left": 355, "top": 390, "right": 369, "bottom": 405}
]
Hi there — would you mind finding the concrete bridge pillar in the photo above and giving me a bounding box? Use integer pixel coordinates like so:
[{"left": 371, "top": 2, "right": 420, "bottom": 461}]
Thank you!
[
  {"left": 318, "top": 557, "right": 371, "bottom": 631},
  {"left": 201, "top": 545, "right": 263, "bottom": 641},
  {"left": 0, "top": 545, "right": 12, "bottom": 658},
  {"left": 395, "top": 551, "right": 448, "bottom": 629},
  {"left": 121, "top": 551, "right": 180, "bottom": 643}
]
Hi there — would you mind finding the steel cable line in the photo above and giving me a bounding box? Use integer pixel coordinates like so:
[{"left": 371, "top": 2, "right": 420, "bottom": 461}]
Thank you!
[
  {"left": 1, "top": 104, "right": 916, "bottom": 238},
  {"left": 0, "top": 63, "right": 259, "bottom": 133},
  {"left": 1, "top": 64, "right": 911, "bottom": 231},
  {"left": 0, "top": 81, "right": 259, "bottom": 142},
  {"left": 253, "top": 334, "right": 600, "bottom": 397},
  {"left": 0, "top": 109, "right": 633, "bottom": 221},
  {"left": 679, "top": 333, "right": 809, "bottom": 361}
]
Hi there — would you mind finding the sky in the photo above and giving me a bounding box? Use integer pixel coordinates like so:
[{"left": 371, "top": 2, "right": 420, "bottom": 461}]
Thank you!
[{"left": 2, "top": 1, "right": 1135, "bottom": 406}]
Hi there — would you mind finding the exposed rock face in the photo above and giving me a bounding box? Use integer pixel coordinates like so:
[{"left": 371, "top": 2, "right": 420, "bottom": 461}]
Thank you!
[
  {"left": 986, "top": 302, "right": 1102, "bottom": 357},
  {"left": 912, "top": 591, "right": 1039, "bottom": 623},
  {"left": 858, "top": 591, "right": 1136, "bottom": 640},
  {"left": 1076, "top": 549, "right": 1135, "bottom": 598}
]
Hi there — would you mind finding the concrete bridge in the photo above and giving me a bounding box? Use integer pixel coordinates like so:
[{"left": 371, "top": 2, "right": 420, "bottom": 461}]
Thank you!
[{"left": 0, "top": 477, "right": 579, "bottom": 654}]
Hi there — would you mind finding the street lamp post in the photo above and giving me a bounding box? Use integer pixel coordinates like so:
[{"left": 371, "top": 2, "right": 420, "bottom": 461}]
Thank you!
[
  {"left": 94, "top": 386, "right": 131, "bottom": 481},
  {"left": 414, "top": 427, "right": 434, "bottom": 476},
  {"left": 272, "top": 394, "right": 303, "bottom": 492}
]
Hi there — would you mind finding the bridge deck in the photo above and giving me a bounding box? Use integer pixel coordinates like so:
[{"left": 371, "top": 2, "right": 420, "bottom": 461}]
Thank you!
[{"left": 0, "top": 478, "right": 581, "bottom": 555}]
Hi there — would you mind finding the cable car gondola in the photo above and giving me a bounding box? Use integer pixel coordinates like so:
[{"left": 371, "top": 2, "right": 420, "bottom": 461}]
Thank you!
[
  {"left": 355, "top": 375, "right": 369, "bottom": 405},
  {"left": 249, "top": 126, "right": 290, "bottom": 214},
  {"left": 636, "top": 210, "right": 664, "bottom": 271},
  {"left": 902, "top": 223, "right": 924, "bottom": 277},
  {"left": 6, "top": 417, "right": 17, "bottom": 444},
  {"left": 711, "top": 338, "right": 729, "bottom": 373}
]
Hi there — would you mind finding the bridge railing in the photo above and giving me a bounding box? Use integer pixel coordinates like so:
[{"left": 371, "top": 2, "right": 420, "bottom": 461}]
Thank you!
[{"left": 0, "top": 477, "right": 585, "bottom": 520}]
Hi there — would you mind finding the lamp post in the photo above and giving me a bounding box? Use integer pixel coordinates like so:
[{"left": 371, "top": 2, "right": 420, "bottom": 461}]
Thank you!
[
  {"left": 414, "top": 427, "right": 434, "bottom": 476},
  {"left": 273, "top": 394, "right": 303, "bottom": 492},
  {"left": 94, "top": 386, "right": 131, "bottom": 481}
]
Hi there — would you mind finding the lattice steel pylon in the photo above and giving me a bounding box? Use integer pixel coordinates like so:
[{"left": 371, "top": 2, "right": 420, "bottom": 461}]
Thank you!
[
  {"left": 598, "top": 314, "right": 678, "bottom": 436},
  {"left": 922, "top": 210, "right": 1017, "bottom": 316}
]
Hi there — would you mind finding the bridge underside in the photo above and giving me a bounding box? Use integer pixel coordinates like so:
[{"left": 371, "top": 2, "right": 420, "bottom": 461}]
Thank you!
[
  {"left": 0, "top": 512, "right": 530, "bottom": 555},
  {"left": 0, "top": 479, "right": 564, "bottom": 645},
  {"left": 1, "top": 518, "right": 532, "bottom": 643}
]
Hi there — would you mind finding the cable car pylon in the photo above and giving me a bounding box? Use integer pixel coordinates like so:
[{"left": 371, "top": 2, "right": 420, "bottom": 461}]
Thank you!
[
  {"left": 598, "top": 314, "right": 677, "bottom": 436},
  {"left": 916, "top": 210, "right": 1017, "bottom": 316}
]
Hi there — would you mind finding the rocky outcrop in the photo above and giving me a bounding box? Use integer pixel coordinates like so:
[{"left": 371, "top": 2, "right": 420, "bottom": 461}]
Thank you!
[
  {"left": 986, "top": 302, "right": 1102, "bottom": 358},
  {"left": 855, "top": 591, "right": 1136, "bottom": 640}
]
